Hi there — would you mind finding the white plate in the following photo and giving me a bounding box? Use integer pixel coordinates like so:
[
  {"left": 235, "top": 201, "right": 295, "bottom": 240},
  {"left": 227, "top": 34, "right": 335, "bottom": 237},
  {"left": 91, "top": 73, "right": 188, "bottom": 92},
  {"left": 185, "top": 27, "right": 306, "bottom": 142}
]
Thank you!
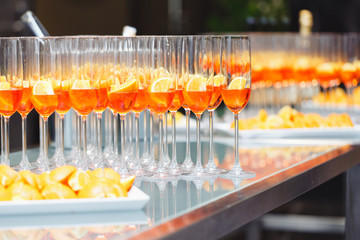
[
  {"left": 0, "top": 186, "right": 149, "bottom": 216},
  {"left": 215, "top": 123, "right": 360, "bottom": 139}
]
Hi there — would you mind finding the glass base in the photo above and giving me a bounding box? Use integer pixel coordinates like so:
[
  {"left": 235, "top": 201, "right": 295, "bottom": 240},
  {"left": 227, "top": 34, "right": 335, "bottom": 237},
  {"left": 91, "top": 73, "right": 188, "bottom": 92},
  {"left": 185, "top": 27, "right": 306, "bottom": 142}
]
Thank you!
[
  {"left": 141, "top": 152, "right": 151, "bottom": 167},
  {"left": 13, "top": 156, "right": 31, "bottom": 171},
  {"left": 168, "top": 164, "right": 189, "bottom": 175},
  {"left": 161, "top": 154, "right": 171, "bottom": 168},
  {"left": 148, "top": 172, "right": 178, "bottom": 180},
  {"left": 181, "top": 169, "right": 217, "bottom": 180},
  {"left": 221, "top": 168, "right": 255, "bottom": 179},
  {"left": 130, "top": 169, "right": 152, "bottom": 177},
  {"left": 204, "top": 162, "right": 228, "bottom": 174},
  {"left": 88, "top": 154, "right": 104, "bottom": 170},
  {"left": 180, "top": 157, "right": 194, "bottom": 172}
]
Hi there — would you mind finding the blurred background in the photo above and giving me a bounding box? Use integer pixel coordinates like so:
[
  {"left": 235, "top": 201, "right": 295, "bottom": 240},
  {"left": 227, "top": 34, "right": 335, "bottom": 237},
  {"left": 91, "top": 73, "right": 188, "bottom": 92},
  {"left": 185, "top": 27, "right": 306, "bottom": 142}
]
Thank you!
[
  {"left": 1, "top": 0, "right": 360, "bottom": 36},
  {"left": 0, "top": 0, "right": 359, "bottom": 239}
]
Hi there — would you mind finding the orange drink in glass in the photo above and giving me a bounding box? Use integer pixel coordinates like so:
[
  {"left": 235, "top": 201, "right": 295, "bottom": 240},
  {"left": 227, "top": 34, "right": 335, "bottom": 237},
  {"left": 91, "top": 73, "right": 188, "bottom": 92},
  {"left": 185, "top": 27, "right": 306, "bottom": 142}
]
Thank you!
[
  {"left": 17, "top": 81, "right": 33, "bottom": 116},
  {"left": 220, "top": 35, "right": 254, "bottom": 179}
]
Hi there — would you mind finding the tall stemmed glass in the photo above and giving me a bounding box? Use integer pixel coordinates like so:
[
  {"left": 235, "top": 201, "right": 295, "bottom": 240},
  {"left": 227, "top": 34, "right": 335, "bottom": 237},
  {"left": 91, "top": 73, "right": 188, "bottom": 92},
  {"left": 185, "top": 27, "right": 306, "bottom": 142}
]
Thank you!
[
  {"left": 147, "top": 36, "right": 176, "bottom": 178},
  {"left": 340, "top": 33, "right": 359, "bottom": 106},
  {"left": 180, "top": 37, "right": 194, "bottom": 172},
  {"left": 204, "top": 36, "right": 227, "bottom": 174},
  {"left": 182, "top": 36, "right": 215, "bottom": 179},
  {"left": 0, "top": 38, "right": 23, "bottom": 166},
  {"left": 69, "top": 37, "right": 99, "bottom": 170},
  {"left": 30, "top": 37, "right": 58, "bottom": 172},
  {"left": 168, "top": 36, "right": 187, "bottom": 174},
  {"left": 107, "top": 37, "right": 138, "bottom": 175},
  {"left": 220, "top": 35, "right": 255, "bottom": 179},
  {"left": 90, "top": 37, "right": 109, "bottom": 169},
  {"left": 131, "top": 37, "right": 151, "bottom": 177},
  {"left": 14, "top": 38, "right": 35, "bottom": 170},
  {"left": 51, "top": 38, "right": 72, "bottom": 168}
]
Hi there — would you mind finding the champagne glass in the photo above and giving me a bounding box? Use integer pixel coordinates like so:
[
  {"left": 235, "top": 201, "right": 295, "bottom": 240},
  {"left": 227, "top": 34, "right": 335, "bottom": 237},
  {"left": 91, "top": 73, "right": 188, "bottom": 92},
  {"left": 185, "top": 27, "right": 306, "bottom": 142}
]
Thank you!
[
  {"left": 220, "top": 35, "right": 255, "bottom": 179},
  {"left": 182, "top": 36, "right": 215, "bottom": 179},
  {"left": 340, "top": 33, "right": 360, "bottom": 106},
  {"left": 204, "top": 36, "right": 227, "bottom": 174},
  {"left": 51, "top": 37, "right": 72, "bottom": 168},
  {"left": 14, "top": 37, "right": 35, "bottom": 170},
  {"left": 107, "top": 37, "right": 138, "bottom": 175},
  {"left": 0, "top": 38, "right": 23, "bottom": 166},
  {"left": 147, "top": 36, "right": 176, "bottom": 178},
  {"left": 168, "top": 36, "right": 187, "bottom": 174},
  {"left": 131, "top": 37, "right": 152, "bottom": 177},
  {"left": 90, "top": 37, "right": 110, "bottom": 169},
  {"left": 30, "top": 37, "right": 58, "bottom": 173},
  {"left": 69, "top": 37, "right": 99, "bottom": 170}
]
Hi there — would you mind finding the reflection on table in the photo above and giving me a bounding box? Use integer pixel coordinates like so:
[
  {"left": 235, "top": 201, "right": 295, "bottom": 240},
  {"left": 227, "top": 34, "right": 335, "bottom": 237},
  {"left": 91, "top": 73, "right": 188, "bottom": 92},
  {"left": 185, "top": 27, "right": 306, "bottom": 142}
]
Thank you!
[{"left": 0, "top": 141, "right": 345, "bottom": 239}]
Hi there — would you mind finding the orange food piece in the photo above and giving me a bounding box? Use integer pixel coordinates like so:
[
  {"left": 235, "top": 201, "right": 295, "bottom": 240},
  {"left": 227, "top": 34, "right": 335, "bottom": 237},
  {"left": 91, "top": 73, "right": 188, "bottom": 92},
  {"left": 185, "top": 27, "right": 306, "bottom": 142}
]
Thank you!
[
  {"left": 91, "top": 168, "right": 121, "bottom": 183},
  {"left": 0, "top": 164, "right": 20, "bottom": 187},
  {"left": 19, "top": 170, "right": 39, "bottom": 189},
  {"left": 120, "top": 175, "right": 135, "bottom": 192},
  {"left": 41, "top": 182, "right": 77, "bottom": 199},
  {"left": 67, "top": 170, "right": 91, "bottom": 192},
  {"left": 78, "top": 178, "right": 127, "bottom": 199},
  {"left": 50, "top": 165, "right": 77, "bottom": 184},
  {"left": 0, "top": 185, "right": 10, "bottom": 201},
  {"left": 8, "top": 181, "right": 43, "bottom": 200}
]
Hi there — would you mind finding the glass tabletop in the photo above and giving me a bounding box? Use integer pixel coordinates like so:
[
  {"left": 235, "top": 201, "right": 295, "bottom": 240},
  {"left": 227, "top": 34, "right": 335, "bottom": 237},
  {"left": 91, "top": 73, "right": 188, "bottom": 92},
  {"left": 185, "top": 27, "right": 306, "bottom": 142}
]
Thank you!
[{"left": 0, "top": 139, "right": 348, "bottom": 239}]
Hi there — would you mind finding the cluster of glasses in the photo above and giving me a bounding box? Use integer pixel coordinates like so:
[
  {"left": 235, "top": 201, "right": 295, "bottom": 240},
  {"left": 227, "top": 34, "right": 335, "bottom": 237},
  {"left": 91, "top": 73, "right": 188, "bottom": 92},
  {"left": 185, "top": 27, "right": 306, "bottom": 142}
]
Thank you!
[
  {"left": 249, "top": 32, "right": 360, "bottom": 111},
  {"left": 0, "top": 35, "right": 253, "bottom": 180}
]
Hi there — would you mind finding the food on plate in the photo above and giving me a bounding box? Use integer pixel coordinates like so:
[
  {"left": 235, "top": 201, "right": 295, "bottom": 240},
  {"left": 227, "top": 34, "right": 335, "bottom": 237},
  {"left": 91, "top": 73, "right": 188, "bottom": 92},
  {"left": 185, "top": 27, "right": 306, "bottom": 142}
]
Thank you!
[
  {"left": 231, "top": 106, "right": 354, "bottom": 130},
  {"left": 313, "top": 86, "right": 360, "bottom": 106},
  {"left": 0, "top": 165, "right": 135, "bottom": 201}
]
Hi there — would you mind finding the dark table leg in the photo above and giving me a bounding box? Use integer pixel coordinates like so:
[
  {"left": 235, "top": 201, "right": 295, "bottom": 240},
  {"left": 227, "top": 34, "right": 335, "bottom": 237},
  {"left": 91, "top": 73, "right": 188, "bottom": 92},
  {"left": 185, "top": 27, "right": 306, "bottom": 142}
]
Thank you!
[{"left": 346, "top": 163, "right": 360, "bottom": 240}]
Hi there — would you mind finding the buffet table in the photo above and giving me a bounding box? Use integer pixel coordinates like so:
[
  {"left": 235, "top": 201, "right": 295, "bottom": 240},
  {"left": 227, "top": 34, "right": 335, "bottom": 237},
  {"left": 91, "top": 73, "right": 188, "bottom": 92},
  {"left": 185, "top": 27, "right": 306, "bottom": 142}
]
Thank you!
[{"left": 2, "top": 138, "right": 360, "bottom": 240}]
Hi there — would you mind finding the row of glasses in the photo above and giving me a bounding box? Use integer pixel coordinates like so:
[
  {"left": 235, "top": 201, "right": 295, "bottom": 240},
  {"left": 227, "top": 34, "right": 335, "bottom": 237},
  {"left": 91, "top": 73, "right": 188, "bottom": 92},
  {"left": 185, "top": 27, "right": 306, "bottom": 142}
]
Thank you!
[{"left": 0, "top": 35, "right": 254, "bottom": 181}]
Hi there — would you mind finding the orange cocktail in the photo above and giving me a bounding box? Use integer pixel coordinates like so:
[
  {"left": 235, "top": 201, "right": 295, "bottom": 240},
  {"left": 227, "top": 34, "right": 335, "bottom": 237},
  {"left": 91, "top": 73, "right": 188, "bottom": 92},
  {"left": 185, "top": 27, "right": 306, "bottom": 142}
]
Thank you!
[
  {"left": 54, "top": 81, "right": 72, "bottom": 116},
  {"left": 132, "top": 88, "right": 148, "bottom": 113},
  {"left": 147, "top": 92, "right": 174, "bottom": 114},
  {"left": 0, "top": 87, "right": 23, "bottom": 117},
  {"left": 94, "top": 87, "right": 109, "bottom": 113},
  {"left": 208, "top": 85, "right": 225, "bottom": 111},
  {"left": 340, "top": 63, "right": 358, "bottom": 88},
  {"left": 70, "top": 88, "right": 98, "bottom": 116},
  {"left": 17, "top": 82, "right": 33, "bottom": 116},
  {"left": 169, "top": 89, "right": 184, "bottom": 112},
  {"left": 222, "top": 88, "right": 251, "bottom": 114},
  {"left": 31, "top": 81, "right": 58, "bottom": 118}
]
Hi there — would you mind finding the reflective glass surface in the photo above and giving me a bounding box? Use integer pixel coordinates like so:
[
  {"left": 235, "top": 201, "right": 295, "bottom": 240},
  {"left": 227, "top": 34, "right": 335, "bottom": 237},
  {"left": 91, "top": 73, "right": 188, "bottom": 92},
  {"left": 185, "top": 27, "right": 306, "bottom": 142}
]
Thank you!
[{"left": 0, "top": 138, "right": 348, "bottom": 239}]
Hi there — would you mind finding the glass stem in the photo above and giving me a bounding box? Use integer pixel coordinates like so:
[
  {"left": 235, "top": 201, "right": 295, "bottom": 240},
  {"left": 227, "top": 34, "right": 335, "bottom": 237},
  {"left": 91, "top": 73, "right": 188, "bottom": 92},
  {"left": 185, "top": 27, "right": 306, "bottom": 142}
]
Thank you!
[
  {"left": 170, "top": 111, "right": 177, "bottom": 166},
  {"left": 39, "top": 116, "right": 44, "bottom": 157},
  {"left": 185, "top": 108, "right": 191, "bottom": 159},
  {"left": 21, "top": 116, "right": 28, "bottom": 164},
  {"left": 164, "top": 111, "right": 168, "bottom": 156},
  {"left": 120, "top": 114, "right": 126, "bottom": 166},
  {"left": 143, "top": 109, "right": 148, "bottom": 155},
  {"left": 59, "top": 115, "right": 64, "bottom": 156},
  {"left": 233, "top": 113, "right": 242, "bottom": 171},
  {"left": 97, "top": 113, "right": 102, "bottom": 158},
  {"left": 114, "top": 113, "right": 118, "bottom": 157},
  {"left": 43, "top": 117, "right": 49, "bottom": 171},
  {"left": 76, "top": 113, "right": 81, "bottom": 153},
  {"left": 81, "top": 116, "right": 88, "bottom": 170},
  {"left": 135, "top": 113, "right": 140, "bottom": 160},
  {"left": 149, "top": 111, "right": 154, "bottom": 158},
  {"left": 195, "top": 114, "right": 203, "bottom": 172},
  {"left": 208, "top": 110, "right": 214, "bottom": 165},
  {"left": 3, "top": 116, "right": 10, "bottom": 166},
  {"left": 157, "top": 114, "right": 165, "bottom": 173}
]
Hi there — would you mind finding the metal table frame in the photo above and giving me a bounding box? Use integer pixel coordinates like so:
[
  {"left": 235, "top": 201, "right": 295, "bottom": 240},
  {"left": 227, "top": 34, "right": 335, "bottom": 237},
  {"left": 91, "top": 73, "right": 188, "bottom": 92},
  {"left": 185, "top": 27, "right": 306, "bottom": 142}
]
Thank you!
[{"left": 129, "top": 144, "right": 360, "bottom": 240}]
